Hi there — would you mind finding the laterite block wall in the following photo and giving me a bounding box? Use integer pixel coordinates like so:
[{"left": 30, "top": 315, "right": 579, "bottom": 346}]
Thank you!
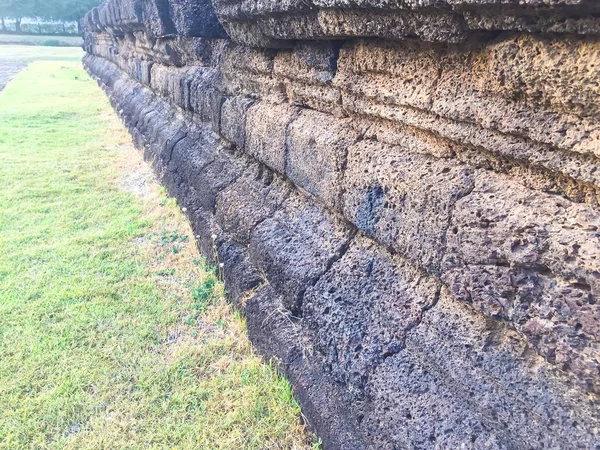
[{"left": 82, "top": 1, "right": 600, "bottom": 448}]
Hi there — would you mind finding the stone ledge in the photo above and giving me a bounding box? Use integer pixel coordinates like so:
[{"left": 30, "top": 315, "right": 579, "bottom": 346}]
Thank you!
[{"left": 212, "top": 0, "right": 600, "bottom": 46}]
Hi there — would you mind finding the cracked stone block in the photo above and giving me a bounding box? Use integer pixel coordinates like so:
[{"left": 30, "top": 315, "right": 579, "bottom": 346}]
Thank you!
[
  {"left": 188, "top": 68, "right": 216, "bottom": 115},
  {"left": 245, "top": 102, "right": 299, "bottom": 174},
  {"left": 443, "top": 171, "right": 600, "bottom": 392},
  {"left": 200, "top": 88, "right": 226, "bottom": 134},
  {"left": 343, "top": 140, "right": 476, "bottom": 273},
  {"left": 286, "top": 110, "right": 363, "bottom": 210},
  {"left": 249, "top": 191, "right": 353, "bottom": 315},
  {"left": 187, "top": 206, "right": 225, "bottom": 267},
  {"left": 302, "top": 235, "right": 440, "bottom": 397}
]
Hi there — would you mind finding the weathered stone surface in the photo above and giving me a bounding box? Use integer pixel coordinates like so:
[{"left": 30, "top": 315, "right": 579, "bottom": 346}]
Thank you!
[
  {"left": 402, "top": 291, "right": 600, "bottom": 448},
  {"left": 170, "top": 130, "right": 244, "bottom": 211},
  {"left": 286, "top": 111, "right": 363, "bottom": 210},
  {"left": 249, "top": 192, "right": 354, "bottom": 314},
  {"left": 303, "top": 236, "right": 440, "bottom": 396},
  {"left": 220, "top": 95, "right": 255, "bottom": 149},
  {"left": 215, "top": 161, "right": 291, "bottom": 245},
  {"left": 336, "top": 36, "right": 600, "bottom": 156},
  {"left": 141, "top": 0, "right": 174, "bottom": 38},
  {"left": 166, "top": 0, "right": 226, "bottom": 38},
  {"left": 343, "top": 140, "right": 476, "bottom": 272},
  {"left": 83, "top": 0, "right": 600, "bottom": 446},
  {"left": 245, "top": 285, "right": 368, "bottom": 449},
  {"left": 212, "top": 0, "right": 600, "bottom": 47},
  {"left": 217, "top": 240, "right": 263, "bottom": 305},
  {"left": 86, "top": 0, "right": 225, "bottom": 37},
  {"left": 245, "top": 102, "right": 298, "bottom": 174},
  {"left": 443, "top": 171, "right": 600, "bottom": 392}
]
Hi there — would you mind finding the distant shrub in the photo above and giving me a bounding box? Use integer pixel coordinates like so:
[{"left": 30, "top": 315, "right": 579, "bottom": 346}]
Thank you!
[
  {"left": 2, "top": 19, "right": 78, "bottom": 36},
  {"left": 42, "top": 39, "right": 62, "bottom": 47}
]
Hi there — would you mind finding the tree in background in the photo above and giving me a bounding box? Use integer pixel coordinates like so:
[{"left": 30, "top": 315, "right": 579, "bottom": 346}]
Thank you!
[
  {"left": 0, "top": 0, "right": 101, "bottom": 34},
  {"left": 42, "top": 0, "right": 101, "bottom": 32},
  {"left": 0, "top": 0, "right": 37, "bottom": 33}
]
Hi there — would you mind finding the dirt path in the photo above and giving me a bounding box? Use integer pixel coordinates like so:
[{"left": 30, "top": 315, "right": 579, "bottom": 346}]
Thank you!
[{"left": 0, "top": 60, "right": 26, "bottom": 92}]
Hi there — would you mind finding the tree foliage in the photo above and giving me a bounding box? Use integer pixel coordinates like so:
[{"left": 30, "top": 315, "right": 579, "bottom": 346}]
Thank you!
[
  {"left": 0, "top": 0, "right": 101, "bottom": 25},
  {"left": 45, "top": 0, "right": 102, "bottom": 22}
]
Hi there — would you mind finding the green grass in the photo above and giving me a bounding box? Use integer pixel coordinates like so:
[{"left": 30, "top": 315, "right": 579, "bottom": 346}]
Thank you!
[
  {"left": 0, "top": 34, "right": 83, "bottom": 48},
  {"left": 0, "top": 55, "right": 313, "bottom": 449},
  {"left": 0, "top": 45, "right": 83, "bottom": 62}
]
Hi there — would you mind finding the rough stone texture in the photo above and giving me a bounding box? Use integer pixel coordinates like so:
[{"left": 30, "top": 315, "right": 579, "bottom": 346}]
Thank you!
[
  {"left": 83, "top": 1, "right": 600, "bottom": 448},
  {"left": 286, "top": 111, "right": 364, "bottom": 210},
  {"left": 249, "top": 191, "right": 354, "bottom": 314},
  {"left": 212, "top": 0, "right": 600, "bottom": 47},
  {"left": 443, "top": 172, "right": 600, "bottom": 392},
  {"left": 343, "top": 139, "right": 476, "bottom": 272},
  {"left": 245, "top": 102, "right": 298, "bottom": 174}
]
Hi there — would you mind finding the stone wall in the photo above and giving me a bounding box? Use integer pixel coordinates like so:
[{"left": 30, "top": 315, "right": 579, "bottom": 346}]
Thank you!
[{"left": 82, "top": 1, "right": 600, "bottom": 448}]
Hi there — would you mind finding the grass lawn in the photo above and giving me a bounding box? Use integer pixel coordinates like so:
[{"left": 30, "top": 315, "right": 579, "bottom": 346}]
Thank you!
[{"left": 0, "top": 55, "right": 313, "bottom": 449}]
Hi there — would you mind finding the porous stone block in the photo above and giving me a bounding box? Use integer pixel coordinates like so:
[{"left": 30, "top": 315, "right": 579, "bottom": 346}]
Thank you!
[
  {"left": 286, "top": 110, "right": 362, "bottom": 209},
  {"left": 220, "top": 95, "right": 255, "bottom": 150},
  {"left": 245, "top": 102, "right": 299, "bottom": 174},
  {"left": 244, "top": 285, "right": 367, "bottom": 449},
  {"left": 217, "top": 240, "right": 263, "bottom": 305},
  {"left": 402, "top": 290, "right": 600, "bottom": 448},
  {"left": 249, "top": 192, "right": 354, "bottom": 315},
  {"left": 213, "top": 0, "right": 600, "bottom": 47},
  {"left": 141, "top": 0, "right": 175, "bottom": 38},
  {"left": 166, "top": 0, "right": 226, "bottom": 38},
  {"left": 343, "top": 140, "right": 476, "bottom": 272},
  {"left": 273, "top": 42, "right": 339, "bottom": 85},
  {"left": 215, "top": 161, "right": 291, "bottom": 245},
  {"left": 443, "top": 171, "right": 600, "bottom": 391},
  {"left": 170, "top": 130, "right": 244, "bottom": 211},
  {"left": 302, "top": 235, "right": 440, "bottom": 396}
]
